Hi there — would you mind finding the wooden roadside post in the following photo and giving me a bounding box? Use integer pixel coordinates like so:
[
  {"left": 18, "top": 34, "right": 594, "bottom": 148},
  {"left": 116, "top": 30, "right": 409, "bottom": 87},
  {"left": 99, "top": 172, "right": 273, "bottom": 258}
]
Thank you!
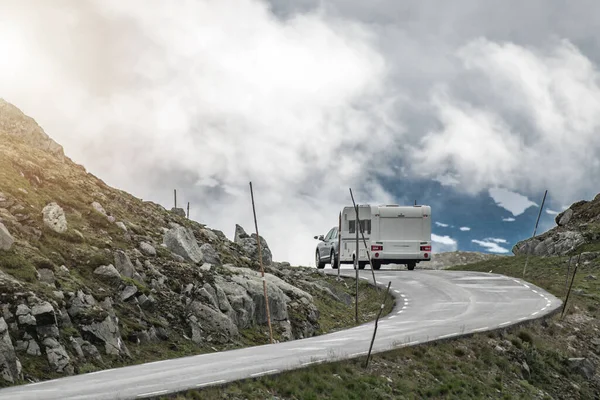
[
  {"left": 561, "top": 253, "right": 581, "bottom": 320},
  {"left": 249, "top": 182, "right": 273, "bottom": 344},
  {"left": 523, "top": 190, "right": 548, "bottom": 277},
  {"left": 174, "top": 189, "right": 177, "bottom": 209},
  {"left": 337, "top": 211, "right": 342, "bottom": 279},
  {"left": 349, "top": 188, "right": 378, "bottom": 289},
  {"left": 187, "top": 202, "right": 190, "bottom": 219},
  {"left": 565, "top": 255, "right": 573, "bottom": 296},
  {"left": 354, "top": 196, "right": 359, "bottom": 324},
  {"left": 365, "top": 281, "right": 391, "bottom": 368}
]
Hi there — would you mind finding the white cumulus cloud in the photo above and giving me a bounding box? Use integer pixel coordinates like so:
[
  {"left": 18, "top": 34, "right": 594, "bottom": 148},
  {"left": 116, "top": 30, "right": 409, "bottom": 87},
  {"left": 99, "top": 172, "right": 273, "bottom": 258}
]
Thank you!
[
  {"left": 432, "top": 233, "right": 457, "bottom": 253},
  {"left": 472, "top": 238, "right": 510, "bottom": 254},
  {"left": 459, "top": 226, "right": 471, "bottom": 231},
  {"left": 435, "top": 222, "right": 449, "bottom": 227},
  {"left": 488, "top": 188, "right": 538, "bottom": 216}
]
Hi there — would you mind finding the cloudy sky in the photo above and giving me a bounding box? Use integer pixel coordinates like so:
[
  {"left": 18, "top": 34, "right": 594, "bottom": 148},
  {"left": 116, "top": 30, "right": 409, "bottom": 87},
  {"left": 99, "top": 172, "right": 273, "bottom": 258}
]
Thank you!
[{"left": 1, "top": 0, "right": 600, "bottom": 266}]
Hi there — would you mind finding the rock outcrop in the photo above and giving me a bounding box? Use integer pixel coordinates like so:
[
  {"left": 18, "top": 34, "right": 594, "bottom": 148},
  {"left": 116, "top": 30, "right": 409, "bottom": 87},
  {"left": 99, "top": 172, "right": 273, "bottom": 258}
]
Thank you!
[
  {"left": 513, "top": 194, "right": 600, "bottom": 256},
  {"left": 0, "top": 317, "right": 20, "bottom": 383},
  {"left": 42, "top": 202, "right": 67, "bottom": 233},
  {"left": 0, "top": 223, "right": 14, "bottom": 251},
  {"left": 163, "top": 225, "right": 203, "bottom": 263},
  {"left": 234, "top": 224, "right": 273, "bottom": 265}
]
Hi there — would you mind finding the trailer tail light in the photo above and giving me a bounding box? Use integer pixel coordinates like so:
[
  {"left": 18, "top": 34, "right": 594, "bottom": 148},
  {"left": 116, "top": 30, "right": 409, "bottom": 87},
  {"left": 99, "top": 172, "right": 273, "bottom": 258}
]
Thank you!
[
  {"left": 424, "top": 253, "right": 429, "bottom": 258},
  {"left": 371, "top": 245, "right": 383, "bottom": 251},
  {"left": 374, "top": 252, "right": 379, "bottom": 258},
  {"left": 420, "top": 245, "right": 431, "bottom": 252}
]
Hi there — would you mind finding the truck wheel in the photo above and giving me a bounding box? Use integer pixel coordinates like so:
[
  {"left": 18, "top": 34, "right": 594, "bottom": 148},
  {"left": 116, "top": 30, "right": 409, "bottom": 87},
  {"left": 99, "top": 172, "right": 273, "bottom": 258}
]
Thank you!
[
  {"left": 407, "top": 262, "right": 416, "bottom": 271},
  {"left": 358, "top": 261, "right": 367, "bottom": 269},
  {"left": 372, "top": 261, "right": 381, "bottom": 270},
  {"left": 316, "top": 251, "right": 325, "bottom": 269},
  {"left": 330, "top": 250, "right": 338, "bottom": 269}
]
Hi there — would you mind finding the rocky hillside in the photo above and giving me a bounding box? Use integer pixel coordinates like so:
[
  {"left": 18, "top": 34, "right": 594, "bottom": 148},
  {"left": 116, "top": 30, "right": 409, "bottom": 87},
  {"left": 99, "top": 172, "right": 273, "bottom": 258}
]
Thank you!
[
  {"left": 0, "top": 99, "right": 385, "bottom": 386},
  {"left": 420, "top": 251, "right": 506, "bottom": 269},
  {"left": 513, "top": 193, "right": 600, "bottom": 257}
]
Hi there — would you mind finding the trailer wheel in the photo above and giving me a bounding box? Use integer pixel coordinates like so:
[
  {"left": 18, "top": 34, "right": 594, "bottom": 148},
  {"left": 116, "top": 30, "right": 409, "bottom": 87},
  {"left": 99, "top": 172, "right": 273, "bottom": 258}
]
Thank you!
[
  {"left": 316, "top": 251, "right": 325, "bottom": 269},
  {"left": 407, "top": 262, "right": 416, "bottom": 271},
  {"left": 358, "top": 261, "right": 367, "bottom": 269},
  {"left": 330, "top": 250, "right": 338, "bottom": 269},
  {"left": 372, "top": 261, "right": 381, "bottom": 270}
]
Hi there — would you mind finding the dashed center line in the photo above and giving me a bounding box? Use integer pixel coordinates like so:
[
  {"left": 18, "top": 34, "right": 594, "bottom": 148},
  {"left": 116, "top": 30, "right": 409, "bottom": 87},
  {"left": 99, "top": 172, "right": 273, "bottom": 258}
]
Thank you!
[
  {"left": 499, "top": 321, "right": 512, "bottom": 326},
  {"left": 472, "top": 327, "right": 489, "bottom": 332}
]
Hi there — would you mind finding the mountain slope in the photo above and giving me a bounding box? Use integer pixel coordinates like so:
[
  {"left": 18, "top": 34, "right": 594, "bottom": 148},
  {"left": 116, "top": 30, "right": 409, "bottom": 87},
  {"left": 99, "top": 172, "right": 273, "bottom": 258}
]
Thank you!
[{"left": 0, "top": 99, "right": 390, "bottom": 386}]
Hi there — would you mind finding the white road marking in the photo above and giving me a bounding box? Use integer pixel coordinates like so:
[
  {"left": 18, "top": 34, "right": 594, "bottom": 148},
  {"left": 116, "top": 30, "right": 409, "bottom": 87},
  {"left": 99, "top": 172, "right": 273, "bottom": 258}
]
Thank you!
[
  {"left": 531, "top": 311, "right": 539, "bottom": 316},
  {"left": 406, "top": 341, "right": 420, "bottom": 346},
  {"left": 523, "top": 284, "right": 530, "bottom": 288},
  {"left": 137, "top": 390, "right": 168, "bottom": 397},
  {"left": 397, "top": 310, "right": 404, "bottom": 314},
  {"left": 455, "top": 276, "right": 509, "bottom": 280},
  {"left": 518, "top": 317, "right": 528, "bottom": 321},
  {"left": 471, "top": 327, "right": 489, "bottom": 332},
  {"left": 318, "top": 338, "right": 351, "bottom": 343},
  {"left": 402, "top": 306, "right": 407, "bottom": 310},
  {"left": 499, "top": 321, "right": 512, "bottom": 326},
  {"left": 350, "top": 351, "right": 367, "bottom": 357},
  {"left": 439, "top": 333, "right": 457, "bottom": 339},
  {"left": 542, "top": 307, "right": 547, "bottom": 311},
  {"left": 25, "top": 382, "right": 46, "bottom": 387},
  {"left": 532, "top": 290, "right": 538, "bottom": 294},
  {"left": 302, "top": 360, "right": 322, "bottom": 366},
  {"left": 389, "top": 316, "right": 396, "bottom": 319},
  {"left": 400, "top": 294, "right": 406, "bottom": 298},
  {"left": 251, "top": 369, "right": 278, "bottom": 377},
  {"left": 287, "top": 347, "right": 324, "bottom": 351},
  {"left": 393, "top": 290, "right": 400, "bottom": 294},
  {"left": 196, "top": 380, "right": 225, "bottom": 388}
]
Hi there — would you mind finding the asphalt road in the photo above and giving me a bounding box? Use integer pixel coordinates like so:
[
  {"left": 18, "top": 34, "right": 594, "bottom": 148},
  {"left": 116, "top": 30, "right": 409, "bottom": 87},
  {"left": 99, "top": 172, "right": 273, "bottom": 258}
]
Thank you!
[{"left": 0, "top": 269, "right": 562, "bottom": 400}]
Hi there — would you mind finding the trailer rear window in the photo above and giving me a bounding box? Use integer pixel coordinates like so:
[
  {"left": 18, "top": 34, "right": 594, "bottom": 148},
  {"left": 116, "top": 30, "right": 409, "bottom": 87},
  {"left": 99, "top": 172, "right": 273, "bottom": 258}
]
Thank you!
[{"left": 349, "top": 219, "right": 371, "bottom": 234}]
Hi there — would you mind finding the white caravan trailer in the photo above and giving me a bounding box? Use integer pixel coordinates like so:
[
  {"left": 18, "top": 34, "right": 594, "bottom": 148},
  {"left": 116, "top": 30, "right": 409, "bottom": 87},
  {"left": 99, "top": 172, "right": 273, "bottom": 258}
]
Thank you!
[{"left": 339, "top": 204, "right": 432, "bottom": 270}]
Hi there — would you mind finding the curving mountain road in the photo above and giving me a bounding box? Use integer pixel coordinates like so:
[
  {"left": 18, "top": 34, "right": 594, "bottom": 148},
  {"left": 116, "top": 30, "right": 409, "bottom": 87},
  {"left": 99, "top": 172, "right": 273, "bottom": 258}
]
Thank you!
[{"left": 0, "top": 269, "right": 562, "bottom": 400}]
